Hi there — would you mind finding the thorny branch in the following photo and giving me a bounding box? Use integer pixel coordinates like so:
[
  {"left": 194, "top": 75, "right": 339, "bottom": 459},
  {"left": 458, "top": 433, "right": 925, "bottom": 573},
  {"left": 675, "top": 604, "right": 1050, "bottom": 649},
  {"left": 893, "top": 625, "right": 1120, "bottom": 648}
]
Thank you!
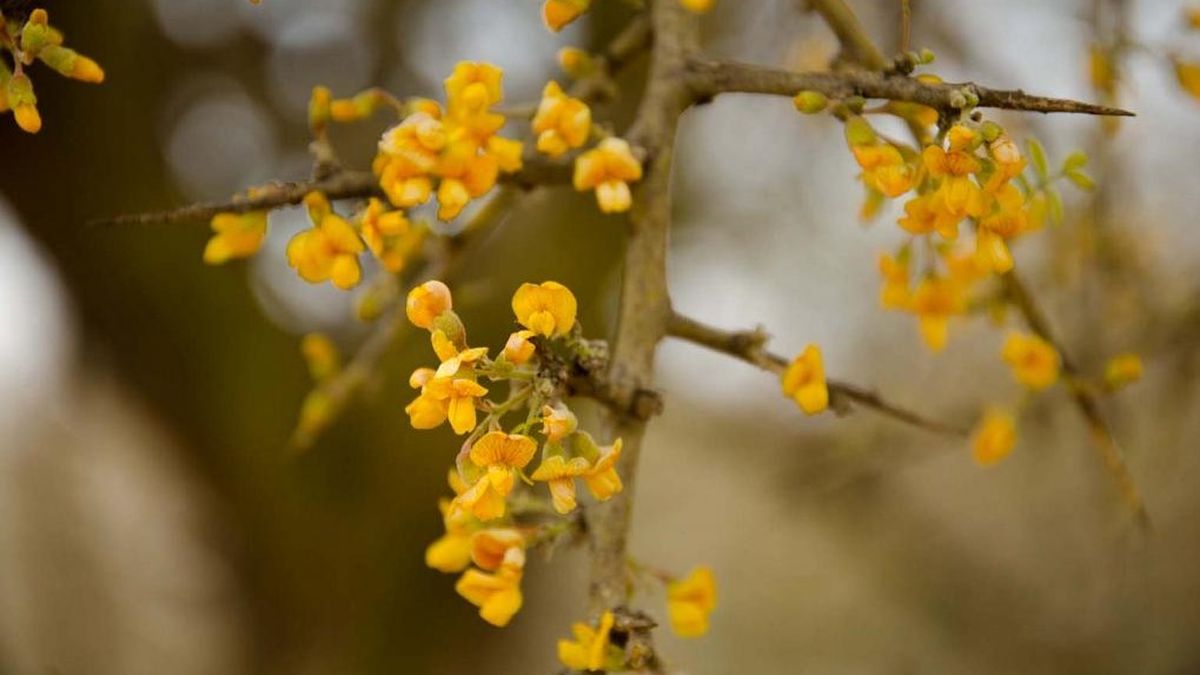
[
  {"left": 89, "top": 162, "right": 570, "bottom": 228},
  {"left": 685, "top": 59, "right": 1136, "bottom": 117},
  {"left": 665, "top": 312, "right": 970, "bottom": 437}
]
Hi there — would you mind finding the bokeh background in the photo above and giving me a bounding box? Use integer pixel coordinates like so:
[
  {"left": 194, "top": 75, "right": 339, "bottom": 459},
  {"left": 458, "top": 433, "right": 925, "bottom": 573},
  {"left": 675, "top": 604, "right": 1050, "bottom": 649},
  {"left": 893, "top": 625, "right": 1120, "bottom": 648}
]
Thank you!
[{"left": 2, "top": 0, "right": 1200, "bottom": 673}]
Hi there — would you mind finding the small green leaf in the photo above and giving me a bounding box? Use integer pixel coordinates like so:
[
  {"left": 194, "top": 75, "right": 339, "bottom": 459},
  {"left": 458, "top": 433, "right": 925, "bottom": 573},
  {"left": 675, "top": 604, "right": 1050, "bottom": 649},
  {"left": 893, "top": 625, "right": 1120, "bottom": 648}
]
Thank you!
[
  {"left": 1062, "top": 151, "right": 1088, "bottom": 172},
  {"left": 1065, "top": 169, "right": 1095, "bottom": 191},
  {"left": 1027, "top": 138, "right": 1049, "bottom": 181},
  {"left": 1046, "top": 186, "right": 1064, "bottom": 226}
]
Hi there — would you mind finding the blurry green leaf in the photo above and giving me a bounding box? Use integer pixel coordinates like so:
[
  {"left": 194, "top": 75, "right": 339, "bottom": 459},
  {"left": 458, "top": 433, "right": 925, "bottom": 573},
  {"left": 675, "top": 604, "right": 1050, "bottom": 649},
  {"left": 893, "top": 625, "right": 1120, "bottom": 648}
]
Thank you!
[
  {"left": 1062, "top": 151, "right": 1088, "bottom": 172},
  {"left": 1065, "top": 169, "right": 1095, "bottom": 191},
  {"left": 1046, "top": 186, "right": 1064, "bottom": 225},
  {"left": 1027, "top": 138, "right": 1049, "bottom": 181}
]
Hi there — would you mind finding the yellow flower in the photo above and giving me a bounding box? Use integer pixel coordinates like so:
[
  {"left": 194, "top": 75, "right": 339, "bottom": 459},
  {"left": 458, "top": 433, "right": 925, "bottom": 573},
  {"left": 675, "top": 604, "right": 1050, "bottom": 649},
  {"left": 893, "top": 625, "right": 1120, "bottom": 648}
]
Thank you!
[
  {"left": 531, "top": 454, "right": 591, "bottom": 514},
  {"left": 986, "top": 135, "right": 1026, "bottom": 189},
  {"left": 455, "top": 546, "right": 525, "bottom": 627},
  {"left": 945, "top": 124, "right": 977, "bottom": 152},
  {"left": 541, "top": 403, "right": 578, "bottom": 442},
  {"left": 1173, "top": 58, "right": 1200, "bottom": 101},
  {"left": 557, "top": 611, "right": 622, "bottom": 672},
  {"left": 425, "top": 375, "right": 488, "bottom": 435},
  {"left": 851, "top": 144, "right": 914, "bottom": 198},
  {"left": 909, "top": 277, "right": 965, "bottom": 352},
  {"left": 557, "top": 47, "right": 593, "bottom": 78},
  {"left": 573, "top": 137, "right": 643, "bottom": 213},
  {"left": 1090, "top": 44, "right": 1115, "bottom": 95},
  {"left": 488, "top": 136, "right": 525, "bottom": 174},
  {"left": 358, "top": 198, "right": 423, "bottom": 273},
  {"left": 203, "top": 211, "right": 268, "bottom": 264},
  {"left": 922, "top": 145, "right": 986, "bottom": 234},
  {"left": 878, "top": 253, "right": 910, "bottom": 310},
  {"left": 431, "top": 330, "right": 485, "bottom": 365},
  {"left": 581, "top": 436, "right": 623, "bottom": 501},
  {"left": 425, "top": 523, "right": 472, "bottom": 573},
  {"left": 445, "top": 62, "right": 504, "bottom": 114},
  {"left": 542, "top": 0, "right": 590, "bottom": 32},
  {"left": 1001, "top": 331, "right": 1060, "bottom": 390},
  {"left": 469, "top": 528, "right": 525, "bottom": 571},
  {"left": 971, "top": 408, "right": 1016, "bottom": 467},
  {"left": 781, "top": 344, "right": 828, "bottom": 415},
  {"left": 406, "top": 280, "right": 453, "bottom": 329},
  {"left": 680, "top": 0, "right": 715, "bottom": 13},
  {"left": 407, "top": 356, "right": 487, "bottom": 435},
  {"left": 287, "top": 193, "right": 365, "bottom": 290},
  {"left": 532, "top": 81, "right": 592, "bottom": 158},
  {"left": 468, "top": 431, "right": 538, "bottom": 499},
  {"left": 502, "top": 330, "right": 537, "bottom": 365},
  {"left": 512, "top": 281, "right": 578, "bottom": 337},
  {"left": 897, "top": 193, "right": 961, "bottom": 240},
  {"left": 1104, "top": 353, "right": 1143, "bottom": 390},
  {"left": 667, "top": 566, "right": 717, "bottom": 638},
  {"left": 426, "top": 482, "right": 475, "bottom": 574},
  {"left": 300, "top": 333, "right": 339, "bottom": 382},
  {"left": 37, "top": 45, "right": 105, "bottom": 84},
  {"left": 6, "top": 73, "right": 41, "bottom": 134},
  {"left": 376, "top": 111, "right": 443, "bottom": 207}
]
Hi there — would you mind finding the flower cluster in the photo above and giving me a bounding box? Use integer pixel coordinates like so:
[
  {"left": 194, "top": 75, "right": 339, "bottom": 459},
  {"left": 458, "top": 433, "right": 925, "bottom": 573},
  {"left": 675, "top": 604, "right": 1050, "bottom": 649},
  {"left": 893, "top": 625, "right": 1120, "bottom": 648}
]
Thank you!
[
  {"left": 206, "top": 187, "right": 426, "bottom": 291},
  {"left": 407, "top": 280, "right": 628, "bottom": 627},
  {"left": 373, "top": 62, "right": 524, "bottom": 221},
  {"left": 1, "top": 7, "right": 104, "bottom": 133},
  {"left": 791, "top": 82, "right": 1123, "bottom": 468}
]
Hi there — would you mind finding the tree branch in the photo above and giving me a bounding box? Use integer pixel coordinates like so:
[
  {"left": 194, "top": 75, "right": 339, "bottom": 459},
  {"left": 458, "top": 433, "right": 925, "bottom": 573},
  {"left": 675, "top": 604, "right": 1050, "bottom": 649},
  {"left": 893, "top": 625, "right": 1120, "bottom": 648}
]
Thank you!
[
  {"left": 686, "top": 59, "right": 1136, "bottom": 117},
  {"left": 89, "top": 159, "right": 571, "bottom": 227},
  {"left": 1001, "top": 271, "right": 1149, "bottom": 528},
  {"left": 586, "top": 0, "right": 699, "bottom": 626},
  {"left": 666, "top": 311, "right": 970, "bottom": 437}
]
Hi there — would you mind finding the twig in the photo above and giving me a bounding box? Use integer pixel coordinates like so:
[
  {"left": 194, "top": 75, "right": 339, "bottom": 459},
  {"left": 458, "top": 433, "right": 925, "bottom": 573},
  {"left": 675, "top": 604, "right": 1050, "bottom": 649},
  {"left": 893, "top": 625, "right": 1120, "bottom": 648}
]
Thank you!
[
  {"left": 1001, "top": 271, "right": 1149, "bottom": 528},
  {"left": 805, "top": 0, "right": 890, "bottom": 70},
  {"left": 665, "top": 311, "right": 970, "bottom": 437},
  {"left": 686, "top": 59, "right": 1136, "bottom": 117},
  {"left": 90, "top": 159, "right": 571, "bottom": 228}
]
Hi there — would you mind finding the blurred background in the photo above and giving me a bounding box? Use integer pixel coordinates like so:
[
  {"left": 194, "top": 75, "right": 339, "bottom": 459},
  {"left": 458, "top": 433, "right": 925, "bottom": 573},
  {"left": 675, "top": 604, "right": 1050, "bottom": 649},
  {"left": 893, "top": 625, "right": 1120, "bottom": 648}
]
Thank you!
[{"left": 2, "top": 0, "right": 1200, "bottom": 673}]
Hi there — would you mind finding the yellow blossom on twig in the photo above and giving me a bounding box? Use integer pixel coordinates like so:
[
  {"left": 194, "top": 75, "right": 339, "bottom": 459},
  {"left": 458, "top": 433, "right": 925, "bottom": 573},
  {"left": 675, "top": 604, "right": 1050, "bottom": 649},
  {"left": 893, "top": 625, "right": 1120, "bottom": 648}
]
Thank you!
[
  {"left": 666, "top": 566, "right": 717, "bottom": 638},
  {"left": 971, "top": 408, "right": 1016, "bottom": 467},
  {"left": 574, "top": 137, "right": 644, "bottom": 213},
  {"left": 512, "top": 281, "right": 578, "bottom": 337},
  {"left": 1001, "top": 331, "right": 1060, "bottom": 390},
  {"left": 781, "top": 344, "right": 828, "bottom": 415}
]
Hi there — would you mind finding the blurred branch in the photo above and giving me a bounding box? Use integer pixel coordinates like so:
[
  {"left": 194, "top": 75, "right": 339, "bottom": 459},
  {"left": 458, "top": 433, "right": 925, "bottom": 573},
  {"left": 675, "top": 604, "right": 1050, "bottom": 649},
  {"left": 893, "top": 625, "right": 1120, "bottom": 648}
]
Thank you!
[
  {"left": 666, "top": 311, "right": 970, "bottom": 437},
  {"left": 686, "top": 59, "right": 1136, "bottom": 116},
  {"left": 571, "top": 11, "right": 653, "bottom": 104},
  {"left": 803, "top": 0, "right": 889, "bottom": 70},
  {"left": 1001, "top": 271, "right": 1150, "bottom": 528}
]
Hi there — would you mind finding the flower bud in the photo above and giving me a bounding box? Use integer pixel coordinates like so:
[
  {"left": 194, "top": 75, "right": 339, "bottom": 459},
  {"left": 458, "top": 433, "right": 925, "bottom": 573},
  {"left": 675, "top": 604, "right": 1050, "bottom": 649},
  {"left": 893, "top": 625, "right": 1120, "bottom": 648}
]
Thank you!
[
  {"left": 792, "top": 90, "right": 827, "bottom": 114},
  {"left": 406, "top": 280, "right": 453, "bottom": 329}
]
